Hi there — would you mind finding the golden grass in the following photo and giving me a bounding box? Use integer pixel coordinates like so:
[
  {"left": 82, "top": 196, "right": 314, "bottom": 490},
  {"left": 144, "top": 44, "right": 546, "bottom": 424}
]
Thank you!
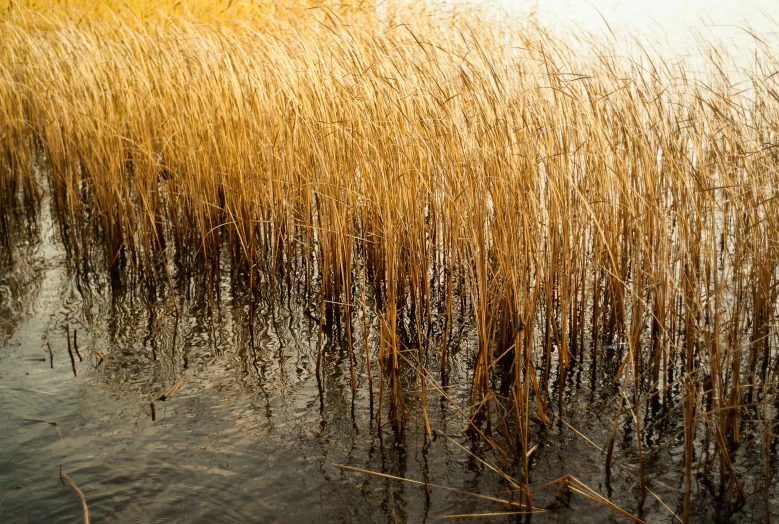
[{"left": 2, "top": 1, "right": 778, "bottom": 519}]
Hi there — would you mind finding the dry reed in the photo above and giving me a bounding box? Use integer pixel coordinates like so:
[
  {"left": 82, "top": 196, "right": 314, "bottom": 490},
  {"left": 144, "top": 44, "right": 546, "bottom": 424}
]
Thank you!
[
  {"left": 60, "top": 465, "right": 90, "bottom": 524},
  {"left": 2, "top": 0, "right": 778, "bottom": 520}
]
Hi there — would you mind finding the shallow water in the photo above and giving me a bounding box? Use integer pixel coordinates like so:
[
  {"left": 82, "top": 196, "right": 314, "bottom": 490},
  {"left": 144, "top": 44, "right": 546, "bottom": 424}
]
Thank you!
[{"left": 1, "top": 187, "right": 777, "bottom": 522}]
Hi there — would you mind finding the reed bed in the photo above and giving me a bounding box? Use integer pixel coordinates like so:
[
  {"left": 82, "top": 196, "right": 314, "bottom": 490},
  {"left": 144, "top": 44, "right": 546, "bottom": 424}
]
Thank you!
[{"left": 1, "top": 0, "right": 778, "bottom": 519}]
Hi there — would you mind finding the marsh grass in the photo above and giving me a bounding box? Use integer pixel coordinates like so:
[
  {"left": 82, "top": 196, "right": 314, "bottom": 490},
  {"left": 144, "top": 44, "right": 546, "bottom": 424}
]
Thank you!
[{"left": 2, "top": 0, "right": 778, "bottom": 520}]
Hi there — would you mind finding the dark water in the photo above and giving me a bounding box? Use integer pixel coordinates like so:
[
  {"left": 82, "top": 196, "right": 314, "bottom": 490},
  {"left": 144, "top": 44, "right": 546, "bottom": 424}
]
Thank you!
[{"left": 1, "top": 198, "right": 777, "bottom": 523}]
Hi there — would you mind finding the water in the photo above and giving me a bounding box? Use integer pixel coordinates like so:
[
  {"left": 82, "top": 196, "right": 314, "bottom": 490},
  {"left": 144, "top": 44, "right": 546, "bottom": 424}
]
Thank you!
[
  {"left": 0, "top": 196, "right": 505, "bottom": 522},
  {"left": 1, "top": 186, "right": 776, "bottom": 522}
]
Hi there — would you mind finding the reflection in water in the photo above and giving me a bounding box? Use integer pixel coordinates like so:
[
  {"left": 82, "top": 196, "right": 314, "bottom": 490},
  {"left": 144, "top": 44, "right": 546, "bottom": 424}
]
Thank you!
[{"left": 0, "top": 183, "right": 775, "bottom": 522}]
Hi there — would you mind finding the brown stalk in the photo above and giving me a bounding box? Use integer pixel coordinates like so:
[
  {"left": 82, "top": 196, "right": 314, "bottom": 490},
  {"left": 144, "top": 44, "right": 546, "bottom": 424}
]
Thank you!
[
  {"left": 334, "top": 463, "right": 530, "bottom": 508},
  {"left": 60, "top": 466, "right": 90, "bottom": 524},
  {"left": 92, "top": 351, "right": 105, "bottom": 368},
  {"left": 158, "top": 376, "right": 186, "bottom": 401},
  {"left": 66, "top": 326, "right": 77, "bottom": 377},
  {"left": 23, "top": 418, "right": 63, "bottom": 439},
  {"left": 73, "top": 328, "right": 82, "bottom": 362}
]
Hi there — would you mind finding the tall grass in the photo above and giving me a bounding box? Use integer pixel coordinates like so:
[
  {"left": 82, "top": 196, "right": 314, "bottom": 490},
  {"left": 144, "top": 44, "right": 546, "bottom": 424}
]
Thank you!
[{"left": 1, "top": 0, "right": 778, "bottom": 518}]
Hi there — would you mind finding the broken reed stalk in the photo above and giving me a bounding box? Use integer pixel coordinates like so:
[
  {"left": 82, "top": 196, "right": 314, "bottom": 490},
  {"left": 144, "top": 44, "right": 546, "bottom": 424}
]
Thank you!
[
  {"left": 530, "top": 475, "right": 645, "bottom": 523},
  {"left": 73, "top": 328, "right": 82, "bottom": 362},
  {"left": 23, "top": 417, "right": 62, "bottom": 439},
  {"left": 360, "top": 271, "right": 374, "bottom": 417},
  {"left": 333, "top": 463, "right": 534, "bottom": 510},
  {"left": 0, "top": 385, "right": 54, "bottom": 395},
  {"left": 434, "top": 511, "right": 538, "bottom": 519},
  {"left": 683, "top": 377, "right": 699, "bottom": 522},
  {"left": 66, "top": 326, "right": 77, "bottom": 377},
  {"left": 60, "top": 465, "right": 90, "bottom": 524},
  {"left": 159, "top": 375, "right": 186, "bottom": 401},
  {"left": 563, "top": 417, "right": 683, "bottom": 523},
  {"left": 315, "top": 293, "right": 325, "bottom": 380}
]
